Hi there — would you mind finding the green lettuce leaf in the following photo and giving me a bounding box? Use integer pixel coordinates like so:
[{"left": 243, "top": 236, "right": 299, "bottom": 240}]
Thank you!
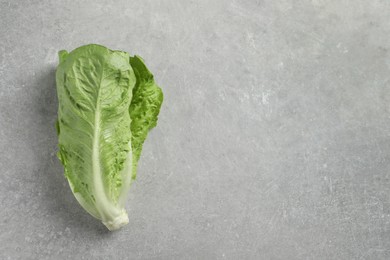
[
  {"left": 55, "top": 44, "right": 163, "bottom": 230},
  {"left": 129, "top": 56, "right": 163, "bottom": 178}
]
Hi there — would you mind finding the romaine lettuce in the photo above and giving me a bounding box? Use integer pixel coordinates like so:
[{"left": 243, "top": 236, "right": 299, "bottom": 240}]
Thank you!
[{"left": 55, "top": 44, "right": 163, "bottom": 230}]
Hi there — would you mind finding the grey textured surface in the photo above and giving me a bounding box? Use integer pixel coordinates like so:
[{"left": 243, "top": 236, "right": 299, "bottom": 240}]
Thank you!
[{"left": 1, "top": 0, "right": 390, "bottom": 259}]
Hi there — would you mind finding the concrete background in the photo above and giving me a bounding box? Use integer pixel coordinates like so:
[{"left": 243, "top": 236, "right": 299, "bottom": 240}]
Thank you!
[{"left": 1, "top": 0, "right": 390, "bottom": 259}]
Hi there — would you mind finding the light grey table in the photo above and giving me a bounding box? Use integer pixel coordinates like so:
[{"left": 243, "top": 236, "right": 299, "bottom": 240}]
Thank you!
[{"left": 1, "top": 0, "right": 389, "bottom": 259}]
